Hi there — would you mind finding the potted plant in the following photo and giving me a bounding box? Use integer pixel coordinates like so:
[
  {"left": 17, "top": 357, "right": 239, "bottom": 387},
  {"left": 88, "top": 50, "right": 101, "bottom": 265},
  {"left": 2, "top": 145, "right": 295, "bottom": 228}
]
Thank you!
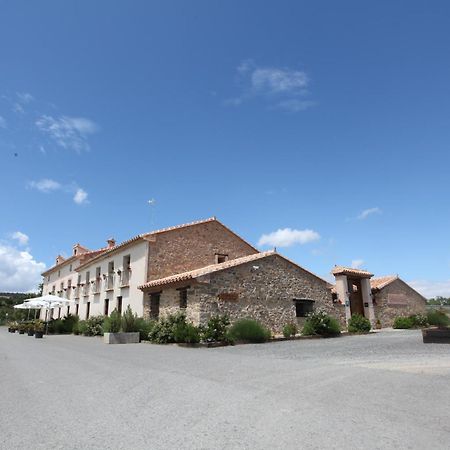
[
  {"left": 103, "top": 307, "right": 140, "bottom": 344},
  {"left": 422, "top": 310, "right": 450, "bottom": 344},
  {"left": 34, "top": 320, "right": 45, "bottom": 339},
  {"left": 26, "top": 322, "right": 35, "bottom": 336},
  {"left": 18, "top": 323, "right": 26, "bottom": 334},
  {"left": 8, "top": 321, "right": 17, "bottom": 333}
]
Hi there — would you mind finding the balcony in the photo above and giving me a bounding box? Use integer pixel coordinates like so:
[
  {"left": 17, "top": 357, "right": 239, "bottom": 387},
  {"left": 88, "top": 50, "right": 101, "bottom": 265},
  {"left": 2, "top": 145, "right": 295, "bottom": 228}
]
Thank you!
[
  {"left": 82, "top": 284, "right": 90, "bottom": 297},
  {"left": 92, "top": 279, "right": 101, "bottom": 294},
  {"left": 120, "top": 269, "right": 131, "bottom": 287},
  {"left": 106, "top": 274, "right": 115, "bottom": 291},
  {"left": 74, "top": 287, "right": 80, "bottom": 299}
]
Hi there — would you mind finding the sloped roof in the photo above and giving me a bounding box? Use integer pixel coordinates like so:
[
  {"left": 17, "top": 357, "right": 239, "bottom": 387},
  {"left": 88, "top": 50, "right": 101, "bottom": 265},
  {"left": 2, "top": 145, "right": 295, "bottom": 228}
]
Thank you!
[
  {"left": 331, "top": 266, "right": 374, "bottom": 278},
  {"left": 370, "top": 275, "right": 398, "bottom": 290},
  {"left": 76, "top": 217, "right": 258, "bottom": 271},
  {"left": 41, "top": 247, "right": 108, "bottom": 276},
  {"left": 138, "top": 250, "right": 329, "bottom": 290}
]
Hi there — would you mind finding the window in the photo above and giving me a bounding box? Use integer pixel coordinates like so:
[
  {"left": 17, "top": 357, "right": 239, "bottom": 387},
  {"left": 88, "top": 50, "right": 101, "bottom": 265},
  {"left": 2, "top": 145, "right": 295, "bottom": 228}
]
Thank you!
[
  {"left": 67, "top": 306, "right": 70, "bottom": 315},
  {"left": 75, "top": 303, "right": 79, "bottom": 316},
  {"left": 215, "top": 253, "right": 228, "bottom": 264},
  {"left": 117, "top": 296, "right": 122, "bottom": 315},
  {"left": 150, "top": 293, "right": 160, "bottom": 319},
  {"left": 69, "top": 264, "right": 73, "bottom": 272},
  {"left": 86, "top": 302, "right": 90, "bottom": 319},
  {"left": 58, "top": 270, "right": 60, "bottom": 277},
  {"left": 104, "top": 299, "right": 109, "bottom": 316},
  {"left": 58, "top": 307, "right": 61, "bottom": 319},
  {"left": 294, "top": 299, "right": 314, "bottom": 317},
  {"left": 179, "top": 288, "right": 188, "bottom": 309}
]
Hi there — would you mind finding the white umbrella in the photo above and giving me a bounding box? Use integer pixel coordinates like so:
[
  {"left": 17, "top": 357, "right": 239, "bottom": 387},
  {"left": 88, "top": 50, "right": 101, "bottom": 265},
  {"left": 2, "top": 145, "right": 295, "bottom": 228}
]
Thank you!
[{"left": 14, "top": 302, "right": 38, "bottom": 320}]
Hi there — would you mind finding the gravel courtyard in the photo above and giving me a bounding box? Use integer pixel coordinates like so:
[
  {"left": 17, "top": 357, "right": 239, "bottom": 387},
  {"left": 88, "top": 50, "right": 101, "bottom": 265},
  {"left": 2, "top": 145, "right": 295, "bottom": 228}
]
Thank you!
[{"left": 1, "top": 329, "right": 449, "bottom": 450}]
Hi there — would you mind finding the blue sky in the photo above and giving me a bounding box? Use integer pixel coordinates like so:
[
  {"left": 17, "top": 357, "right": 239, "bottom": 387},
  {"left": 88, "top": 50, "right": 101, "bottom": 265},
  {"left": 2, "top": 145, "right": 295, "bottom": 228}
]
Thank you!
[{"left": 1, "top": 0, "right": 450, "bottom": 296}]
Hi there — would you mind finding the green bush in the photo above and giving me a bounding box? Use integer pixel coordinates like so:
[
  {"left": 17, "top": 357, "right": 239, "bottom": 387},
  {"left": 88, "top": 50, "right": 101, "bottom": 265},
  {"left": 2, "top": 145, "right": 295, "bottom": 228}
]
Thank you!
[
  {"left": 201, "top": 315, "right": 231, "bottom": 343},
  {"left": 348, "top": 314, "right": 371, "bottom": 333},
  {"left": 61, "top": 314, "right": 78, "bottom": 334},
  {"left": 103, "top": 309, "right": 121, "bottom": 333},
  {"left": 84, "top": 316, "right": 104, "bottom": 336},
  {"left": 227, "top": 318, "right": 271, "bottom": 343},
  {"left": 121, "top": 305, "right": 139, "bottom": 332},
  {"left": 302, "top": 309, "right": 341, "bottom": 336},
  {"left": 135, "top": 317, "right": 155, "bottom": 341},
  {"left": 393, "top": 316, "right": 414, "bottom": 329},
  {"left": 148, "top": 312, "right": 188, "bottom": 344},
  {"left": 427, "top": 309, "right": 450, "bottom": 328},
  {"left": 282, "top": 322, "right": 298, "bottom": 338},
  {"left": 174, "top": 322, "right": 201, "bottom": 344},
  {"left": 48, "top": 318, "right": 65, "bottom": 334},
  {"left": 408, "top": 314, "right": 428, "bottom": 328},
  {"left": 74, "top": 320, "right": 87, "bottom": 335}
]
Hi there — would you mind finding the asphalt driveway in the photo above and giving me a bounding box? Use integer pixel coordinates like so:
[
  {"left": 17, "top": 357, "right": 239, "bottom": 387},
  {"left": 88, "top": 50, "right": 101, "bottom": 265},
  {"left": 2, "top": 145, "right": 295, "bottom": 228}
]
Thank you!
[{"left": 1, "top": 328, "right": 449, "bottom": 450}]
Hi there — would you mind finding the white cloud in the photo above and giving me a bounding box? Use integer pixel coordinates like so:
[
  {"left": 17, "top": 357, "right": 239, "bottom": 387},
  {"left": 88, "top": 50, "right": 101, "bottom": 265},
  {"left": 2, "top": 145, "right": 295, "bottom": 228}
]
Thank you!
[
  {"left": 0, "top": 243, "right": 45, "bottom": 292},
  {"left": 35, "top": 115, "right": 98, "bottom": 152},
  {"left": 28, "top": 178, "right": 61, "bottom": 193},
  {"left": 28, "top": 178, "right": 89, "bottom": 205},
  {"left": 351, "top": 259, "right": 364, "bottom": 269},
  {"left": 0, "top": 115, "right": 6, "bottom": 128},
  {"left": 226, "top": 60, "right": 314, "bottom": 112},
  {"left": 251, "top": 67, "right": 308, "bottom": 94},
  {"left": 408, "top": 279, "right": 450, "bottom": 299},
  {"left": 16, "top": 92, "right": 34, "bottom": 103},
  {"left": 357, "top": 207, "right": 382, "bottom": 220},
  {"left": 73, "top": 188, "right": 88, "bottom": 205},
  {"left": 11, "top": 231, "right": 29, "bottom": 246},
  {"left": 258, "top": 228, "right": 320, "bottom": 248}
]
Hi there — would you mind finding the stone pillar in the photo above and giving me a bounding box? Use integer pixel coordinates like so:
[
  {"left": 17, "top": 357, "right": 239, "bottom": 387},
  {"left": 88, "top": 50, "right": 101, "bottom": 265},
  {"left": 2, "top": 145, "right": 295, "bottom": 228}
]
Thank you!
[
  {"left": 335, "top": 274, "right": 351, "bottom": 324},
  {"left": 360, "top": 278, "right": 375, "bottom": 325}
]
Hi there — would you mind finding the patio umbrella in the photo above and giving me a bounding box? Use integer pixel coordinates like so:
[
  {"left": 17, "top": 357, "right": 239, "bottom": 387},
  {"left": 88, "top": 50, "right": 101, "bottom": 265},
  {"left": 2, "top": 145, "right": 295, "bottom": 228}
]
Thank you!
[{"left": 13, "top": 302, "right": 36, "bottom": 320}]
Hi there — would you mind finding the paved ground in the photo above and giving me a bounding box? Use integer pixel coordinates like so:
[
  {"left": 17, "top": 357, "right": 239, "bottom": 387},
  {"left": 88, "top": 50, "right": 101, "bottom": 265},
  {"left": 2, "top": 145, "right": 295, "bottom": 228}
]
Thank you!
[{"left": 1, "top": 328, "right": 449, "bottom": 450}]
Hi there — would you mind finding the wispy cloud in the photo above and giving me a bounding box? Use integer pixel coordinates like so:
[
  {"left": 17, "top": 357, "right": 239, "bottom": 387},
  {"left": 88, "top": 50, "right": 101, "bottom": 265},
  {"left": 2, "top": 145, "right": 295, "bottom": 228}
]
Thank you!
[
  {"left": 35, "top": 115, "right": 98, "bottom": 152},
  {"left": 258, "top": 228, "right": 320, "bottom": 248},
  {"left": 357, "top": 207, "right": 382, "bottom": 220},
  {"left": 11, "top": 231, "right": 29, "bottom": 246},
  {"left": 408, "top": 279, "right": 450, "bottom": 299},
  {"left": 28, "top": 178, "right": 89, "bottom": 205},
  {"left": 351, "top": 259, "right": 365, "bottom": 269},
  {"left": 73, "top": 188, "right": 89, "bottom": 205},
  {"left": 28, "top": 178, "right": 61, "bottom": 193},
  {"left": 225, "top": 60, "right": 315, "bottom": 112},
  {"left": 0, "top": 115, "right": 6, "bottom": 128},
  {"left": 16, "top": 92, "right": 34, "bottom": 103}
]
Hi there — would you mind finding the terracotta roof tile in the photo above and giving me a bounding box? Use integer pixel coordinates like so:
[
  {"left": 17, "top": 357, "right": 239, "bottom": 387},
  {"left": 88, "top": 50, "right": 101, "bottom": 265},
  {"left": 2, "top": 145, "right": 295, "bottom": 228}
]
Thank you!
[
  {"left": 331, "top": 266, "right": 374, "bottom": 278},
  {"left": 370, "top": 275, "right": 398, "bottom": 290}
]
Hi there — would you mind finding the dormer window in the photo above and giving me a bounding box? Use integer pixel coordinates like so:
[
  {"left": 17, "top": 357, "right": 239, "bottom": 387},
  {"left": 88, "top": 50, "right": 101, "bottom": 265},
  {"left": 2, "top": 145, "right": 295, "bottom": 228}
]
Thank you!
[{"left": 215, "top": 253, "right": 228, "bottom": 264}]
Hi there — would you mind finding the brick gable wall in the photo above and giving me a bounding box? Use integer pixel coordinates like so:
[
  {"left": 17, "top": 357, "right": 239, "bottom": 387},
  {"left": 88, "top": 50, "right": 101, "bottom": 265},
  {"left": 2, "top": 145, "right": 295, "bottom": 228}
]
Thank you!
[{"left": 147, "top": 220, "right": 257, "bottom": 281}]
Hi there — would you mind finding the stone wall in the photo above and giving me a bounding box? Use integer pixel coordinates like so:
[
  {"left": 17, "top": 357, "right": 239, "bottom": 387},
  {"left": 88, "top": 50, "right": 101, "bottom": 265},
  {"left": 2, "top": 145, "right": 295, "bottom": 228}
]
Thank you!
[
  {"left": 151, "top": 254, "right": 345, "bottom": 333},
  {"left": 374, "top": 278, "right": 427, "bottom": 327},
  {"left": 147, "top": 220, "right": 257, "bottom": 281}
]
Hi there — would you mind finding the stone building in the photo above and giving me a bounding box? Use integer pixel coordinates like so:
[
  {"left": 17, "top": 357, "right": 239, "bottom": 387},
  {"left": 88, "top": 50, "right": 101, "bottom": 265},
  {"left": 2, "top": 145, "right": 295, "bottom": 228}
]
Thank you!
[
  {"left": 371, "top": 275, "right": 427, "bottom": 327},
  {"left": 331, "top": 266, "right": 427, "bottom": 328},
  {"left": 41, "top": 216, "right": 427, "bottom": 331},
  {"left": 138, "top": 251, "right": 344, "bottom": 333}
]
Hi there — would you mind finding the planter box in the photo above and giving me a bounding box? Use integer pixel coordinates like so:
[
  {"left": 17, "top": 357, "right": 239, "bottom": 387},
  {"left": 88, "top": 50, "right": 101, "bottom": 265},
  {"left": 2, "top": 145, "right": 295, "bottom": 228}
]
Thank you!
[
  {"left": 35, "top": 331, "right": 44, "bottom": 339},
  {"left": 422, "top": 327, "right": 450, "bottom": 344},
  {"left": 103, "top": 332, "right": 140, "bottom": 344}
]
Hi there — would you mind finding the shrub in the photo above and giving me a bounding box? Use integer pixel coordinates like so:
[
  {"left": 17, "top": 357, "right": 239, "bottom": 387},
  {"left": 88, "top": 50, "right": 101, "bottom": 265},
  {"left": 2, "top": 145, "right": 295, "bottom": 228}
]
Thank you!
[
  {"left": 282, "top": 322, "right": 298, "bottom": 338},
  {"left": 408, "top": 314, "right": 428, "bottom": 328},
  {"left": 84, "top": 316, "right": 104, "bottom": 336},
  {"left": 427, "top": 309, "right": 450, "bottom": 328},
  {"left": 61, "top": 314, "right": 78, "bottom": 334},
  {"left": 103, "top": 309, "right": 122, "bottom": 333},
  {"left": 135, "top": 317, "right": 155, "bottom": 341},
  {"left": 148, "top": 312, "right": 188, "bottom": 344},
  {"left": 74, "top": 320, "right": 87, "bottom": 335},
  {"left": 348, "top": 314, "right": 371, "bottom": 333},
  {"left": 393, "top": 316, "right": 413, "bottom": 329},
  {"left": 121, "top": 305, "right": 139, "bottom": 332},
  {"left": 302, "top": 309, "right": 341, "bottom": 336},
  {"left": 48, "top": 319, "right": 65, "bottom": 334},
  {"left": 227, "top": 318, "right": 271, "bottom": 343},
  {"left": 202, "top": 315, "right": 231, "bottom": 343},
  {"left": 174, "top": 322, "right": 201, "bottom": 344}
]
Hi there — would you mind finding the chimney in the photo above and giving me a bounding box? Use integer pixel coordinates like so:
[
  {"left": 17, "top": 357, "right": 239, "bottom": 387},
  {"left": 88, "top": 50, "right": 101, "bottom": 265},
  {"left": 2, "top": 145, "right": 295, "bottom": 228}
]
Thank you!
[
  {"left": 107, "top": 238, "right": 116, "bottom": 249},
  {"left": 56, "top": 255, "right": 65, "bottom": 265}
]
